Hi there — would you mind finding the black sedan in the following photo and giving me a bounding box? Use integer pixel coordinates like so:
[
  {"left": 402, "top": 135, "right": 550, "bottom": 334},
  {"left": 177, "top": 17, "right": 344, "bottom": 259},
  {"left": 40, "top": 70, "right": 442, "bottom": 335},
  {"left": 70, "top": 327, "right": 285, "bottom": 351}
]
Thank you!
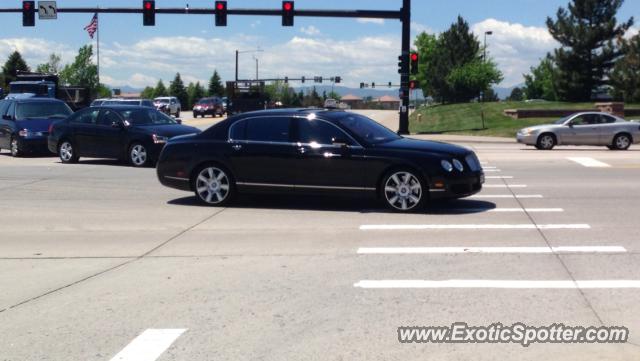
[
  {"left": 156, "top": 109, "right": 484, "bottom": 212},
  {"left": 48, "top": 106, "right": 200, "bottom": 167}
]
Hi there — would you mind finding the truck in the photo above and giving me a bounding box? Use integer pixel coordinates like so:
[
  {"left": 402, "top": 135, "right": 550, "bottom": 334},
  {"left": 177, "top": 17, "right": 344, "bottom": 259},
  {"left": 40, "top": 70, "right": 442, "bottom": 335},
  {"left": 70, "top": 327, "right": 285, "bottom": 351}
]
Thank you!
[
  {"left": 225, "top": 80, "right": 270, "bottom": 115},
  {"left": 6, "top": 72, "right": 90, "bottom": 111}
]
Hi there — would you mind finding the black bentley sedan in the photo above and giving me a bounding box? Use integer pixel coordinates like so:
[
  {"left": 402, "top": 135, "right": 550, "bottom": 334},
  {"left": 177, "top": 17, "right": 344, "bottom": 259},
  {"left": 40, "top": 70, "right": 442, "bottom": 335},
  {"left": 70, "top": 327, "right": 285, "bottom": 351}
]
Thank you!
[
  {"left": 156, "top": 109, "right": 484, "bottom": 212},
  {"left": 48, "top": 106, "right": 200, "bottom": 167}
]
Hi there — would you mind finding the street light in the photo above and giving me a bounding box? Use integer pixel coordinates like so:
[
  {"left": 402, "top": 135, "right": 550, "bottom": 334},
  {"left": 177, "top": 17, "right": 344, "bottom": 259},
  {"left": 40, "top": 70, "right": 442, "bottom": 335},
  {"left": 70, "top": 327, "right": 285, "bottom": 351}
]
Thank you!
[
  {"left": 253, "top": 55, "right": 259, "bottom": 80},
  {"left": 483, "top": 31, "right": 493, "bottom": 62},
  {"left": 235, "top": 47, "right": 264, "bottom": 82}
]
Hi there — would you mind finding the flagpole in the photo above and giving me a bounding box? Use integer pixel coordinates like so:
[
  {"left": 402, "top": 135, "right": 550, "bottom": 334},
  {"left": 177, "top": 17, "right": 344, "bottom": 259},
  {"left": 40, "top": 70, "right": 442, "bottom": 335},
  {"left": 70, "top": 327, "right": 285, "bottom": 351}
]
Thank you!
[{"left": 96, "top": 12, "right": 100, "bottom": 87}]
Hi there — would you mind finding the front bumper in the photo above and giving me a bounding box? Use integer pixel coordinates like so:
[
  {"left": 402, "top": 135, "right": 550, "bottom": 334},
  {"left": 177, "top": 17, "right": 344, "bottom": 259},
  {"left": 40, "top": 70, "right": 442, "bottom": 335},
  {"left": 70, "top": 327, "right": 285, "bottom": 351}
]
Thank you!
[
  {"left": 429, "top": 172, "right": 484, "bottom": 199},
  {"left": 516, "top": 133, "right": 537, "bottom": 145},
  {"left": 17, "top": 137, "right": 52, "bottom": 154}
]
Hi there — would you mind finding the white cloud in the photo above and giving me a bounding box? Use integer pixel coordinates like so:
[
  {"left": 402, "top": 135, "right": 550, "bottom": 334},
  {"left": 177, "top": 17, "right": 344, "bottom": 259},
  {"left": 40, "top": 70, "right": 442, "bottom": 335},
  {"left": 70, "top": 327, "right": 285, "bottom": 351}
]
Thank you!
[
  {"left": 0, "top": 38, "right": 76, "bottom": 70},
  {"left": 472, "top": 18, "right": 558, "bottom": 87},
  {"left": 357, "top": 18, "right": 385, "bottom": 25},
  {"left": 625, "top": 26, "right": 639, "bottom": 39},
  {"left": 411, "top": 22, "right": 433, "bottom": 34},
  {"left": 300, "top": 25, "right": 320, "bottom": 36}
]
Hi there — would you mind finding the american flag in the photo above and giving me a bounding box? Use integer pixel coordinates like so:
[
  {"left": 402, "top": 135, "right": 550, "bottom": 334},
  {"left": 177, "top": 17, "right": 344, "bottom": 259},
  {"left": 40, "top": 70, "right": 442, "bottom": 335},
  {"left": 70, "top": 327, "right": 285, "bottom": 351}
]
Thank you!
[{"left": 84, "top": 13, "right": 98, "bottom": 39}]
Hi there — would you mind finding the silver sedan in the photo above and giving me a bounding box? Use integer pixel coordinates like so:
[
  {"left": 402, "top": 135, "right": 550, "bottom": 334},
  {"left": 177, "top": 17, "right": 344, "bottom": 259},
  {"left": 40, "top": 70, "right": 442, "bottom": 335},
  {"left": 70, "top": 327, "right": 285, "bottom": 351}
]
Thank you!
[{"left": 516, "top": 112, "right": 640, "bottom": 150}]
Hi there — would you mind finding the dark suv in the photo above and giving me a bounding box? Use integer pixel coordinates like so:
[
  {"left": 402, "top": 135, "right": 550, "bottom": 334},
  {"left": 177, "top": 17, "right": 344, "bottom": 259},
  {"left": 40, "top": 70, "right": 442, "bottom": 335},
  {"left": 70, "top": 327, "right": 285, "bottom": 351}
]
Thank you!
[
  {"left": 0, "top": 97, "right": 73, "bottom": 156},
  {"left": 193, "top": 97, "right": 225, "bottom": 118}
]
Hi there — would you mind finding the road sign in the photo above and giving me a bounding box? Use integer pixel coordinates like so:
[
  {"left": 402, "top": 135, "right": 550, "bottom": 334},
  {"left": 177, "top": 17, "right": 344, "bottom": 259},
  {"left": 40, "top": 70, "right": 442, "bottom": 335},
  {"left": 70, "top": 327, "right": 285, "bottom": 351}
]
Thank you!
[{"left": 38, "top": 1, "right": 56, "bottom": 19}]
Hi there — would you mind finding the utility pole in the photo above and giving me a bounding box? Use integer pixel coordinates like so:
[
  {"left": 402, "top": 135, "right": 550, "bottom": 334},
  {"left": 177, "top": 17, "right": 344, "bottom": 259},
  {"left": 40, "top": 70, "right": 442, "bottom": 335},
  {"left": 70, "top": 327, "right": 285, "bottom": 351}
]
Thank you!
[
  {"left": 235, "top": 50, "right": 239, "bottom": 83},
  {"left": 398, "top": 0, "right": 411, "bottom": 135}
]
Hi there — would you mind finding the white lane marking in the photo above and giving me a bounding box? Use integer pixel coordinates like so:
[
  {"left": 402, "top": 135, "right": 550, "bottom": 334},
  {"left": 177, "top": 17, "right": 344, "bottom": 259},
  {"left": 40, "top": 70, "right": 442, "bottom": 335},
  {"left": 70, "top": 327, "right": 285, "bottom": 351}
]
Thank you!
[
  {"left": 470, "top": 194, "right": 543, "bottom": 199},
  {"left": 430, "top": 208, "right": 563, "bottom": 213},
  {"left": 483, "top": 184, "right": 527, "bottom": 188},
  {"left": 567, "top": 157, "right": 611, "bottom": 168},
  {"left": 359, "top": 224, "right": 590, "bottom": 230},
  {"left": 110, "top": 329, "right": 187, "bottom": 361},
  {"left": 357, "top": 246, "right": 627, "bottom": 254},
  {"left": 485, "top": 176, "right": 513, "bottom": 179},
  {"left": 483, "top": 169, "right": 501, "bottom": 172},
  {"left": 482, "top": 166, "right": 497, "bottom": 169},
  {"left": 354, "top": 280, "right": 640, "bottom": 289}
]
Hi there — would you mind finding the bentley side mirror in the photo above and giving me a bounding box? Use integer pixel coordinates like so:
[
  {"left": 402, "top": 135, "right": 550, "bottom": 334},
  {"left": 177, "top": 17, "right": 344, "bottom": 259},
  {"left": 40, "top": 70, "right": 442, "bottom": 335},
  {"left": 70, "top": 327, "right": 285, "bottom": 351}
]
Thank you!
[{"left": 2, "top": 114, "right": 12, "bottom": 121}]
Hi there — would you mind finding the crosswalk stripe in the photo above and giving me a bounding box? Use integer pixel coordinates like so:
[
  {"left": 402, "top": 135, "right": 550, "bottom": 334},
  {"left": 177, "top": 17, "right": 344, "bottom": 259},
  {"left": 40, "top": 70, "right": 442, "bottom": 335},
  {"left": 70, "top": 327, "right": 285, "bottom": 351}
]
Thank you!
[
  {"left": 483, "top": 184, "right": 527, "bottom": 188},
  {"left": 357, "top": 246, "right": 626, "bottom": 254},
  {"left": 568, "top": 157, "right": 611, "bottom": 168},
  {"left": 470, "top": 194, "right": 543, "bottom": 199},
  {"left": 110, "top": 329, "right": 187, "bottom": 361},
  {"left": 354, "top": 280, "right": 640, "bottom": 289},
  {"left": 359, "top": 224, "right": 590, "bottom": 230}
]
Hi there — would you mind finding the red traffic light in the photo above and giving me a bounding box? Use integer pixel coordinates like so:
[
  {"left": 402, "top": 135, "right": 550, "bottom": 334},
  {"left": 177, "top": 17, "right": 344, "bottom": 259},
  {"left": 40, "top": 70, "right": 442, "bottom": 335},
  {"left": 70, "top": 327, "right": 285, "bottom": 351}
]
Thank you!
[
  {"left": 283, "top": 2, "right": 293, "bottom": 11},
  {"left": 144, "top": 1, "right": 152, "bottom": 10},
  {"left": 23, "top": 1, "right": 31, "bottom": 10},
  {"left": 216, "top": 2, "right": 225, "bottom": 10},
  {"left": 410, "top": 53, "right": 418, "bottom": 62}
]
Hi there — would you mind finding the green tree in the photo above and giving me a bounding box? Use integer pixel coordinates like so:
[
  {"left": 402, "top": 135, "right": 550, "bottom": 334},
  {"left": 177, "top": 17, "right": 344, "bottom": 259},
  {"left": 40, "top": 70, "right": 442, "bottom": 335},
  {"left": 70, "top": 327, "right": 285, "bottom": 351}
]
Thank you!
[
  {"left": 546, "top": 0, "right": 634, "bottom": 101},
  {"left": 523, "top": 56, "right": 558, "bottom": 100},
  {"left": 169, "top": 73, "right": 188, "bottom": 107},
  {"left": 208, "top": 70, "right": 224, "bottom": 96},
  {"left": 507, "top": 87, "right": 524, "bottom": 101},
  {"left": 59, "top": 45, "right": 99, "bottom": 96},
  {"left": 2, "top": 51, "right": 30, "bottom": 89},
  {"left": 35, "top": 53, "right": 62, "bottom": 74},
  {"left": 141, "top": 86, "right": 155, "bottom": 99},
  {"left": 445, "top": 59, "right": 503, "bottom": 102},
  {"left": 413, "top": 32, "right": 437, "bottom": 97},
  {"left": 188, "top": 81, "right": 206, "bottom": 109},
  {"left": 327, "top": 91, "right": 341, "bottom": 100},
  {"left": 154, "top": 80, "right": 168, "bottom": 97},
  {"left": 611, "top": 32, "right": 640, "bottom": 102},
  {"left": 483, "top": 87, "right": 500, "bottom": 102}
]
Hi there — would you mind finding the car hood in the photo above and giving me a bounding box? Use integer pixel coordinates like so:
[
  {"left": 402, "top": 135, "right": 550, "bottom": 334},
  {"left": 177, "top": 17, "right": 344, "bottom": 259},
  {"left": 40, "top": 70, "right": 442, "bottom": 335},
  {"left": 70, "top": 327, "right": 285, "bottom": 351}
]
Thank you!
[
  {"left": 520, "top": 124, "right": 559, "bottom": 132},
  {"left": 15, "top": 118, "right": 60, "bottom": 132},
  {"left": 132, "top": 124, "right": 201, "bottom": 137},
  {"left": 375, "top": 137, "right": 471, "bottom": 157}
]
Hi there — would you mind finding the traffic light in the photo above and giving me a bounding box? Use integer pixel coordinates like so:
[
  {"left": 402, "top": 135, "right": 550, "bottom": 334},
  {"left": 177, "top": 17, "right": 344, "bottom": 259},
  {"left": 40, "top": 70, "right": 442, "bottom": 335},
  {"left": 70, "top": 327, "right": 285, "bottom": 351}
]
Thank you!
[
  {"left": 360, "top": 82, "right": 364, "bottom": 89},
  {"left": 143, "top": 0, "right": 155, "bottom": 26},
  {"left": 22, "top": 1, "right": 35, "bottom": 27},
  {"left": 334, "top": 76, "right": 341, "bottom": 84},
  {"left": 409, "top": 80, "right": 418, "bottom": 90},
  {"left": 410, "top": 52, "right": 419, "bottom": 75},
  {"left": 215, "top": 1, "right": 227, "bottom": 26},
  {"left": 388, "top": 82, "right": 392, "bottom": 88},
  {"left": 397, "top": 55, "right": 408, "bottom": 74},
  {"left": 282, "top": 1, "right": 294, "bottom": 26},
  {"left": 301, "top": 76, "right": 306, "bottom": 84},
  {"left": 284, "top": 76, "right": 289, "bottom": 84},
  {"left": 372, "top": 82, "right": 375, "bottom": 89}
]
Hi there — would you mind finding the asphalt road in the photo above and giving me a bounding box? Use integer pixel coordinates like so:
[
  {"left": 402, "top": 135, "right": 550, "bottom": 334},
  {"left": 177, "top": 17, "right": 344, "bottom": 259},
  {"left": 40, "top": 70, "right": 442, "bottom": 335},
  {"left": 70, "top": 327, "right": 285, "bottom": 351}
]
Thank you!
[{"left": 1, "top": 110, "right": 639, "bottom": 360}]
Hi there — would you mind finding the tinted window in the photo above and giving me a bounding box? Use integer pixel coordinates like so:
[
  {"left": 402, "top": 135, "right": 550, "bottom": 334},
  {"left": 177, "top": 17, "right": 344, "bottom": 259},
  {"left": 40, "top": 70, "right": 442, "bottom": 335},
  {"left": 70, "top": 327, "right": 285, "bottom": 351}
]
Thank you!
[
  {"left": 336, "top": 113, "right": 400, "bottom": 144},
  {"left": 0, "top": 100, "right": 9, "bottom": 116},
  {"left": 246, "top": 117, "right": 291, "bottom": 142},
  {"left": 600, "top": 115, "right": 617, "bottom": 124},
  {"left": 297, "top": 118, "right": 351, "bottom": 145},
  {"left": 99, "top": 110, "right": 122, "bottom": 126},
  {"left": 15, "top": 102, "right": 73, "bottom": 120},
  {"left": 70, "top": 108, "right": 100, "bottom": 124},
  {"left": 229, "top": 119, "right": 247, "bottom": 140},
  {"left": 117, "top": 108, "right": 177, "bottom": 125},
  {"left": 6, "top": 102, "right": 16, "bottom": 119},
  {"left": 572, "top": 114, "right": 599, "bottom": 126},
  {"left": 142, "top": 100, "right": 154, "bottom": 108}
]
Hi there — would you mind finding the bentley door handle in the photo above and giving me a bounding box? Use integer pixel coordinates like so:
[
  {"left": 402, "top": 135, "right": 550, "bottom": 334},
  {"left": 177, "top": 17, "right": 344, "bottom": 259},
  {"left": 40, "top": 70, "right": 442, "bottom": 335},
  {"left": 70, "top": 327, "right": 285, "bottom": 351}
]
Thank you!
[{"left": 232, "top": 144, "right": 243, "bottom": 151}]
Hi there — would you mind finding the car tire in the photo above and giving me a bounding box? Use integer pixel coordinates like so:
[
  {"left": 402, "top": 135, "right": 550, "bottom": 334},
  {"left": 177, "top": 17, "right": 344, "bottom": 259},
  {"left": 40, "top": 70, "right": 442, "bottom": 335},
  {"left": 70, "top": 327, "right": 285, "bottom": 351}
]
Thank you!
[
  {"left": 536, "top": 133, "right": 556, "bottom": 150},
  {"left": 128, "top": 142, "right": 149, "bottom": 167},
  {"left": 176, "top": 109, "right": 180, "bottom": 118},
  {"left": 58, "top": 140, "right": 79, "bottom": 163},
  {"left": 380, "top": 169, "right": 426, "bottom": 212},
  {"left": 9, "top": 137, "right": 22, "bottom": 157},
  {"left": 612, "top": 134, "right": 631, "bottom": 150},
  {"left": 192, "top": 164, "right": 235, "bottom": 206}
]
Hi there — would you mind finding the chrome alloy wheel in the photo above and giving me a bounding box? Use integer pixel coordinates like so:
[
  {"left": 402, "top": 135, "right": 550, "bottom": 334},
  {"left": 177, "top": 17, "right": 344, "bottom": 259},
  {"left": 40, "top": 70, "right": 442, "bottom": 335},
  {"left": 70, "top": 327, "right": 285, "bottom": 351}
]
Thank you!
[
  {"left": 10, "top": 138, "right": 19, "bottom": 157},
  {"left": 59, "top": 141, "right": 73, "bottom": 162},
  {"left": 539, "top": 135, "right": 555, "bottom": 150},
  {"left": 130, "top": 144, "right": 148, "bottom": 166},
  {"left": 615, "top": 135, "right": 631, "bottom": 150},
  {"left": 196, "top": 167, "right": 231, "bottom": 204},
  {"left": 384, "top": 171, "right": 423, "bottom": 211}
]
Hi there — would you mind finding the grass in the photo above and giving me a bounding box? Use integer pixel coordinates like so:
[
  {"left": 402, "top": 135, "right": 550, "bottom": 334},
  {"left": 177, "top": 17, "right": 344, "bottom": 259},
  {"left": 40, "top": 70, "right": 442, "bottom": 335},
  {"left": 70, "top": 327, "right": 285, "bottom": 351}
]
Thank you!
[{"left": 409, "top": 101, "right": 597, "bottom": 138}]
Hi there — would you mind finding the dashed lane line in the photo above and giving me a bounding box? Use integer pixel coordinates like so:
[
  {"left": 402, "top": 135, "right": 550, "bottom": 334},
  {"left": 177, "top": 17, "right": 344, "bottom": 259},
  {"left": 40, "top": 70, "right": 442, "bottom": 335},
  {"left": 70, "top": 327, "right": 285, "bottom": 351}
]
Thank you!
[
  {"left": 354, "top": 280, "right": 640, "bottom": 289},
  {"left": 567, "top": 157, "right": 611, "bottom": 168},
  {"left": 110, "top": 329, "right": 187, "bottom": 361},
  {"left": 357, "top": 246, "right": 626, "bottom": 254}
]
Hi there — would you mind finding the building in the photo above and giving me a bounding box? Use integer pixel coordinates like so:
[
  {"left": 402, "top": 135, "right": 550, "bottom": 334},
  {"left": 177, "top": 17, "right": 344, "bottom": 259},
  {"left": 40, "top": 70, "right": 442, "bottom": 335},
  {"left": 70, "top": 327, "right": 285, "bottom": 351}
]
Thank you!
[
  {"left": 373, "top": 95, "right": 401, "bottom": 110},
  {"left": 340, "top": 94, "right": 363, "bottom": 109}
]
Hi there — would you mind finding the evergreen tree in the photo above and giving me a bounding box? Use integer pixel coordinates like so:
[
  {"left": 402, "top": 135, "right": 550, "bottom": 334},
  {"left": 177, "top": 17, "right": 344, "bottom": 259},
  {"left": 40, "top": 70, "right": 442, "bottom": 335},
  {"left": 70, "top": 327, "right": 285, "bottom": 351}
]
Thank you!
[
  {"left": 611, "top": 32, "right": 640, "bottom": 102},
  {"left": 2, "top": 51, "right": 30, "bottom": 89},
  {"left": 208, "top": 70, "right": 224, "bottom": 96},
  {"left": 141, "top": 86, "right": 155, "bottom": 100},
  {"left": 187, "top": 81, "right": 206, "bottom": 109},
  {"left": 169, "top": 73, "right": 188, "bottom": 106},
  {"left": 186, "top": 82, "right": 196, "bottom": 109},
  {"left": 154, "top": 80, "right": 168, "bottom": 97},
  {"left": 507, "top": 87, "right": 525, "bottom": 101},
  {"left": 35, "top": 53, "right": 62, "bottom": 74},
  {"left": 413, "top": 32, "right": 437, "bottom": 98},
  {"left": 546, "top": 0, "right": 633, "bottom": 101}
]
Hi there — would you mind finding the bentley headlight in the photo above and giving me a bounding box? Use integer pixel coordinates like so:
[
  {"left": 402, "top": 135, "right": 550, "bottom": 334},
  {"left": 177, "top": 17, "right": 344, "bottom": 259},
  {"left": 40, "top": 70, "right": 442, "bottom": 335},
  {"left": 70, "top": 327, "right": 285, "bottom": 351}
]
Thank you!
[
  {"left": 441, "top": 160, "right": 453, "bottom": 172},
  {"left": 452, "top": 159, "right": 464, "bottom": 172}
]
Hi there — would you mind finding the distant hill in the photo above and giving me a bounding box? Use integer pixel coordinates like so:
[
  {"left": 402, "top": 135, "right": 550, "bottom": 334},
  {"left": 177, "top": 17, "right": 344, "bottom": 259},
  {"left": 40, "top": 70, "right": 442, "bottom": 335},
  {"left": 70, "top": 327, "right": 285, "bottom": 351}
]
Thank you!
[{"left": 494, "top": 84, "right": 525, "bottom": 100}]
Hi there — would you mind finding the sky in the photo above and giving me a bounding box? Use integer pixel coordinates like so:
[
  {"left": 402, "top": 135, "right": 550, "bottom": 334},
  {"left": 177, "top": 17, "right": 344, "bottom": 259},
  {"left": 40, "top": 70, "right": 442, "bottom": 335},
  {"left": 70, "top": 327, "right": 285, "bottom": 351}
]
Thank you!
[{"left": 0, "top": 0, "right": 638, "bottom": 89}]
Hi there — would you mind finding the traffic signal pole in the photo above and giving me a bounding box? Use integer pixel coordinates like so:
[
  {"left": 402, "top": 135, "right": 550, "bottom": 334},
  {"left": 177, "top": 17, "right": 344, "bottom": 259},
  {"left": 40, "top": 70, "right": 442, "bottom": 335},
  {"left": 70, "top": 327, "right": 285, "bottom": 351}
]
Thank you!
[
  {"left": 398, "top": 0, "right": 411, "bottom": 135},
  {"left": 6, "top": 1, "right": 413, "bottom": 133}
]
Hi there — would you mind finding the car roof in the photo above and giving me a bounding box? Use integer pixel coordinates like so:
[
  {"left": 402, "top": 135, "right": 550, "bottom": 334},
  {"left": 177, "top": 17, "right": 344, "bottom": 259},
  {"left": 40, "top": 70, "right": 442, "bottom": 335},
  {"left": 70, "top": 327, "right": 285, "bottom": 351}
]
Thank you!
[
  {"left": 92, "top": 105, "right": 152, "bottom": 110},
  {"left": 9, "top": 97, "right": 67, "bottom": 104},
  {"left": 235, "top": 108, "right": 347, "bottom": 118}
]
